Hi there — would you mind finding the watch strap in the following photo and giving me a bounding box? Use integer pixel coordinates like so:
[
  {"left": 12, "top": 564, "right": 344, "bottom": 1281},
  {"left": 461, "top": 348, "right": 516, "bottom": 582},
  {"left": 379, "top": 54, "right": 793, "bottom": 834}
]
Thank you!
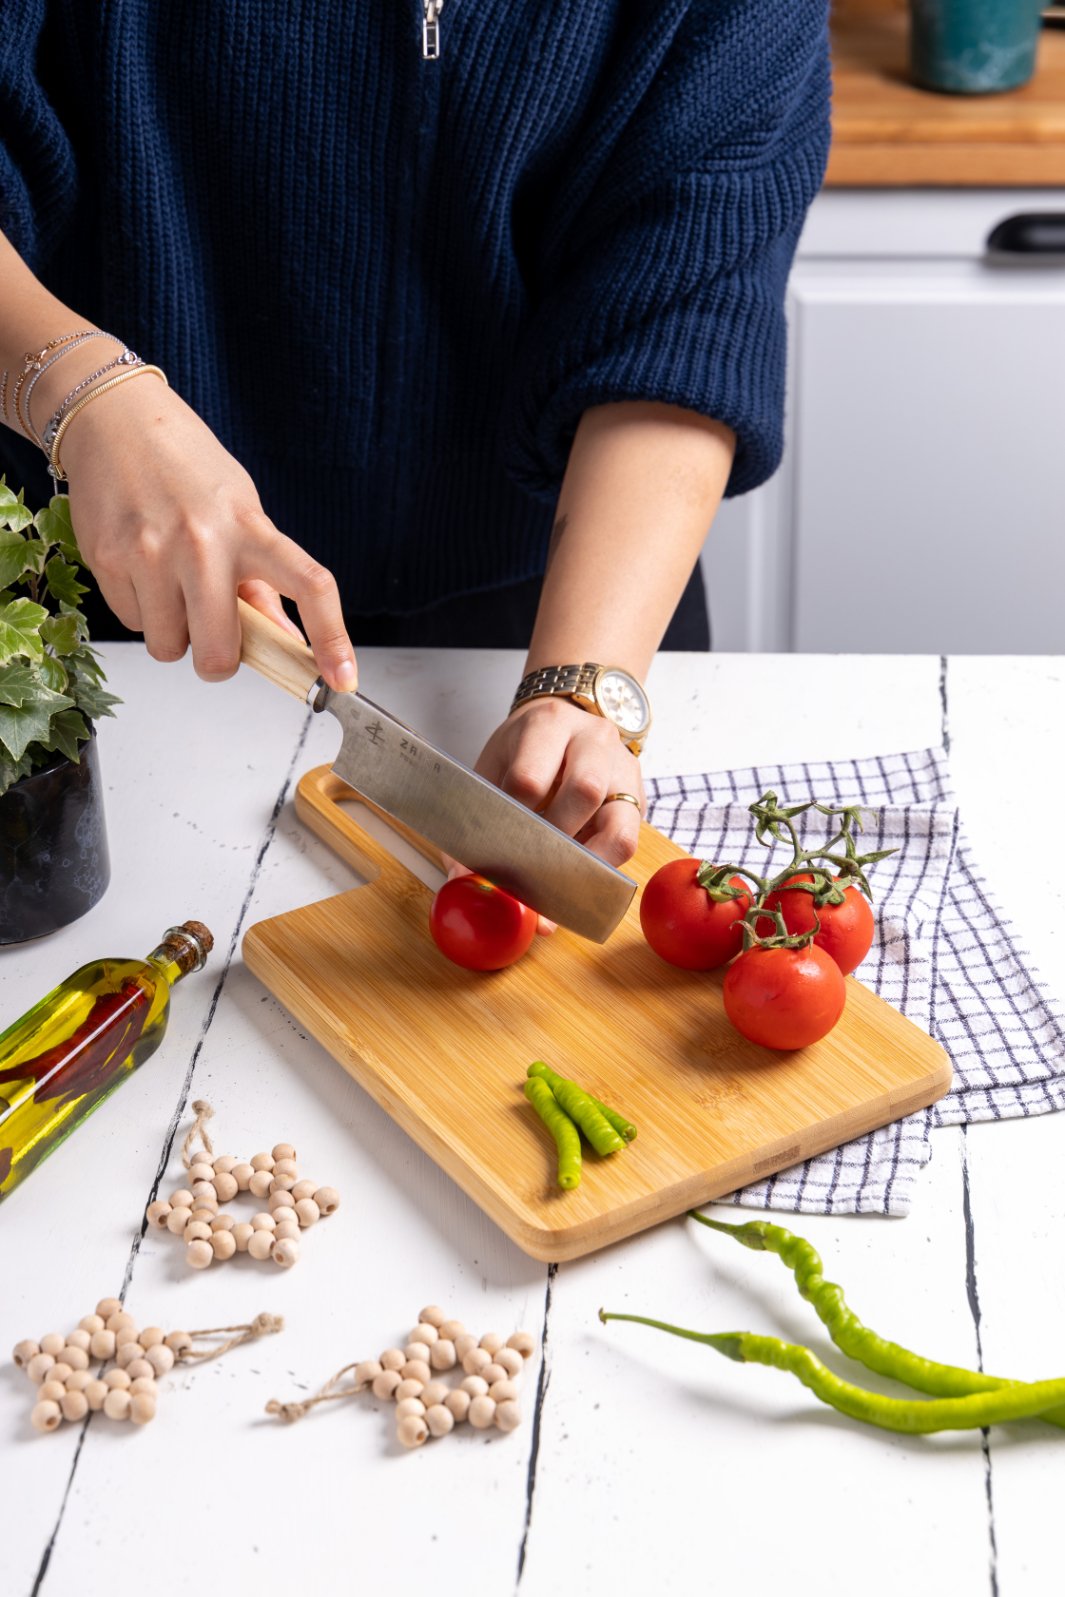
[{"left": 510, "top": 663, "right": 601, "bottom": 712}]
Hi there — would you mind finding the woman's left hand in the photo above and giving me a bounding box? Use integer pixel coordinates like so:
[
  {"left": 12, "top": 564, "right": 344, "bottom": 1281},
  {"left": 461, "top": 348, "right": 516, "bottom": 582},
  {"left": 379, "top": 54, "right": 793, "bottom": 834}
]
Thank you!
[{"left": 471, "top": 697, "right": 644, "bottom": 933}]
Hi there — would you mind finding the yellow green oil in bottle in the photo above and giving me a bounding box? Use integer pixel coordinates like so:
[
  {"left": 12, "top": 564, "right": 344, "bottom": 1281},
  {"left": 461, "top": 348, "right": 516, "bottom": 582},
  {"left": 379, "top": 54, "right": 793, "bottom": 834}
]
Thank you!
[{"left": 0, "top": 920, "right": 213, "bottom": 1204}]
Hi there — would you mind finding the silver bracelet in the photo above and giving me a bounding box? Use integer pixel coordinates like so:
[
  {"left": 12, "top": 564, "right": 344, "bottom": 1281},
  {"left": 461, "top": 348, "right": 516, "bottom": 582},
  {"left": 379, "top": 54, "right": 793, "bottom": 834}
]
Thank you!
[
  {"left": 40, "top": 348, "right": 142, "bottom": 453},
  {"left": 20, "top": 331, "right": 120, "bottom": 448}
]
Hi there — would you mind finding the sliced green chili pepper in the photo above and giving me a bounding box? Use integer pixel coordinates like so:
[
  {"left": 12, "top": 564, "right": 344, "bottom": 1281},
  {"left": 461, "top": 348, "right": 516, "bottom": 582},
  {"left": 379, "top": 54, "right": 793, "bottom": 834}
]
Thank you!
[
  {"left": 597, "top": 1311, "right": 1065, "bottom": 1435},
  {"left": 587, "top": 1094, "right": 637, "bottom": 1144},
  {"left": 524, "top": 1076, "right": 581, "bottom": 1189},
  {"left": 526, "top": 1061, "right": 625, "bottom": 1155},
  {"left": 689, "top": 1210, "right": 1065, "bottom": 1430}
]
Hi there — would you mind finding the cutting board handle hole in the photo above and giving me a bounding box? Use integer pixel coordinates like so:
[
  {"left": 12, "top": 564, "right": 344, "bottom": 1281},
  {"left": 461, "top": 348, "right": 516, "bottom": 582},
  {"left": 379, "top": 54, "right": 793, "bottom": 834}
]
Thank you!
[{"left": 336, "top": 799, "right": 446, "bottom": 893}]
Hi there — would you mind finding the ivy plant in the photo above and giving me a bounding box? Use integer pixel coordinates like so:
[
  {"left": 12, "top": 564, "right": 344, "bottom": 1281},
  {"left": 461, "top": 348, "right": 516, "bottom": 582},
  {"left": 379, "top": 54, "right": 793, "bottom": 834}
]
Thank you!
[{"left": 0, "top": 478, "right": 120, "bottom": 797}]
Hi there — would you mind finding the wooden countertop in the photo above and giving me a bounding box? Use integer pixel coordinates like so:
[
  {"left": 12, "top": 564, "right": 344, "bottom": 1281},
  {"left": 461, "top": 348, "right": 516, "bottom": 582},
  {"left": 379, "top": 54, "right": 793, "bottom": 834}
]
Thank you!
[{"left": 828, "top": 5, "right": 1065, "bottom": 186}]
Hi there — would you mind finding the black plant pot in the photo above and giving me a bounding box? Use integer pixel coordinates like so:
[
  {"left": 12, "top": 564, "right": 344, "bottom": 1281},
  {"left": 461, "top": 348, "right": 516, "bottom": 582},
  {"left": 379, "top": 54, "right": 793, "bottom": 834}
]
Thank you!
[{"left": 0, "top": 730, "right": 110, "bottom": 944}]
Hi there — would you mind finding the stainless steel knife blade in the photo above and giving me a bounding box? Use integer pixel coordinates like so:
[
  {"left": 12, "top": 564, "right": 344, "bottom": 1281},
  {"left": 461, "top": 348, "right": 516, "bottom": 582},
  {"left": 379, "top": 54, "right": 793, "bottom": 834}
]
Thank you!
[{"left": 319, "top": 688, "right": 636, "bottom": 942}]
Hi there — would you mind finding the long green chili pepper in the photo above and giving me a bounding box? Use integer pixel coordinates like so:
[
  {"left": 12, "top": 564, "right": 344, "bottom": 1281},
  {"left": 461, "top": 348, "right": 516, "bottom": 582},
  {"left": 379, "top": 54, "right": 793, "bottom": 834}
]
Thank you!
[
  {"left": 597, "top": 1311, "right": 1065, "bottom": 1435},
  {"left": 689, "top": 1210, "right": 1065, "bottom": 1430},
  {"left": 526, "top": 1061, "right": 625, "bottom": 1155},
  {"left": 587, "top": 1094, "right": 637, "bottom": 1144},
  {"left": 524, "top": 1077, "right": 582, "bottom": 1189}
]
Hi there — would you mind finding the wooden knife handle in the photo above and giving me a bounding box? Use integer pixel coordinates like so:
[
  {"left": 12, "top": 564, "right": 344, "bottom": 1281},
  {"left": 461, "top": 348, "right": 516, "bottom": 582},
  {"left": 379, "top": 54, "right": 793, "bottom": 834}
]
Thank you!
[{"left": 237, "top": 597, "right": 321, "bottom": 702}]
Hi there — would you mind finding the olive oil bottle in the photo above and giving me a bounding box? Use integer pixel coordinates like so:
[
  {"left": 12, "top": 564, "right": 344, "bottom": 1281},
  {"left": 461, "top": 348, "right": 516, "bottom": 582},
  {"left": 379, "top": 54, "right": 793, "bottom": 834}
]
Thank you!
[{"left": 0, "top": 921, "right": 213, "bottom": 1204}]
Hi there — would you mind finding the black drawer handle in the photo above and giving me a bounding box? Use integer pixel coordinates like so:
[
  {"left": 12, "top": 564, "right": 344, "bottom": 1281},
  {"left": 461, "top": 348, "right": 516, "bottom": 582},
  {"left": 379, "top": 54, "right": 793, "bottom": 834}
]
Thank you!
[{"left": 986, "top": 213, "right": 1065, "bottom": 255}]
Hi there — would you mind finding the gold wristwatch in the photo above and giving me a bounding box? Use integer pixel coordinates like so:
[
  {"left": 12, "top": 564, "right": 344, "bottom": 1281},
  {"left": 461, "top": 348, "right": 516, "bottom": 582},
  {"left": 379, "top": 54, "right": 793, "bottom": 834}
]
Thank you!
[{"left": 510, "top": 663, "right": 652, "bottom": 755}]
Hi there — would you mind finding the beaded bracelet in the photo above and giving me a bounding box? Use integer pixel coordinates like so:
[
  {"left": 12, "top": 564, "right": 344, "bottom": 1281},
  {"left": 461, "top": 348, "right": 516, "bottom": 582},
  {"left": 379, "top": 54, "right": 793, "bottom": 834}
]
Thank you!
[
  {"left": 48, "top": 364, "right": 169, "bottom": 482},
  {"left": 21, "top": 331, "right": 124, "bottom": 448},
  {"left": 9, "top": 331, "right": 95, "bottom": 441},
  {"left": 40, "top": 348, "right": 142, "bottom": 453}
]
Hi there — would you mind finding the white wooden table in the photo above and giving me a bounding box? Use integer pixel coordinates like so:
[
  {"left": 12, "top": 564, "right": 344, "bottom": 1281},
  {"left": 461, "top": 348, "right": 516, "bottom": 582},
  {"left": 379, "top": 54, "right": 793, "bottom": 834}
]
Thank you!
[{"left": 3, "top": 647, "right": 1062, "bottom": 1597}]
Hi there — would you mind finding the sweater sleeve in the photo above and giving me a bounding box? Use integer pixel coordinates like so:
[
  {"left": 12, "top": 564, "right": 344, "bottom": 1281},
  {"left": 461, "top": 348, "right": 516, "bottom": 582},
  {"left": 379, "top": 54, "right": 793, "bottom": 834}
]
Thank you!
[
  {"left": 0, "top": 0, "right": 78, "bottom": 271},
  {"left": 499, "top": 0, "right": 831, "bottom": 502}
]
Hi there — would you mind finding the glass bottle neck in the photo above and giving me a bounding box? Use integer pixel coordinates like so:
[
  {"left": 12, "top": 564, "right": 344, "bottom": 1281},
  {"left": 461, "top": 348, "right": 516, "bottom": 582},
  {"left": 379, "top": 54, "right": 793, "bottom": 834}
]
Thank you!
[{"left": 145, "top": 923, "right": 212, "bottom": 987}]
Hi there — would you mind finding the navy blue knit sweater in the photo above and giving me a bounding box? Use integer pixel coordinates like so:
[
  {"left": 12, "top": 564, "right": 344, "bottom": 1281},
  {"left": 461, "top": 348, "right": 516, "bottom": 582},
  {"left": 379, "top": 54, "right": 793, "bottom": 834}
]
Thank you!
[{"left": 0, "top": 0, "right": 830, "bottom": 614}]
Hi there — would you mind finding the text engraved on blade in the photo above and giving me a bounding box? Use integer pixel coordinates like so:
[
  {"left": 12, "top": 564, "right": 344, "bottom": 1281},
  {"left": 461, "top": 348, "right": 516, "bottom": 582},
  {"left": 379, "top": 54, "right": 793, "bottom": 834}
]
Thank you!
[{"left": 364, "top": 720, "right": 385, "bottom": 746}]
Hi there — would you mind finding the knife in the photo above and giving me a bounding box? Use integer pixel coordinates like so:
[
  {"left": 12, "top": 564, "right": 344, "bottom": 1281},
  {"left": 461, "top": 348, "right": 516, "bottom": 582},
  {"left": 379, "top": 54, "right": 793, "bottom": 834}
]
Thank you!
[{"left": 237, "top": 600, "right": 637, "bottom": 942}]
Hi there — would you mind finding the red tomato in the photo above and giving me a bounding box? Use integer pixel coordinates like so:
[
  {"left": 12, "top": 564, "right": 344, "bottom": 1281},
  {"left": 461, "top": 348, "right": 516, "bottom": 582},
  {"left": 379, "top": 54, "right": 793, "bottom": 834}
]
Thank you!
[
  {"left": 639, "top": 859, "right": 752, "bottom": 971},
  {"left": 761, "top": 872, "right": 875, "bottom": 977},
  {"left": 723, "top": 943, "right": 846, "bottom": 1050},
  {"left": 429, "top": 875, "right": 538, "bottom": 971}
]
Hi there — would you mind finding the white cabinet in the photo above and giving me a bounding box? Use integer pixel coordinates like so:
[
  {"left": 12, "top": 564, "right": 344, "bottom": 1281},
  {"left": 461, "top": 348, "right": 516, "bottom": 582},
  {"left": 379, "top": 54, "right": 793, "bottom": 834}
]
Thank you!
[{"left": 704, "top": 191, "right": 1065, "bottom": 653}]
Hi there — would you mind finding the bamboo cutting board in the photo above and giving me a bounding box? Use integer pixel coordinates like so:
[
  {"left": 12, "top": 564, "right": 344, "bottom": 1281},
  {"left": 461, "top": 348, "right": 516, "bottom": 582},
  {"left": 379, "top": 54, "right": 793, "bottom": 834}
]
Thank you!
[{"left": 242, "top": 766, "right": 952, "bottom": 1261}]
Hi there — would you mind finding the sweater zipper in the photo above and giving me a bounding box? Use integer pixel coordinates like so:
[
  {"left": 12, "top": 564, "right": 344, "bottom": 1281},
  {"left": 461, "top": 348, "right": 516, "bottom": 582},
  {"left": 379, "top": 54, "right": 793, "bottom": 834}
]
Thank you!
[{"left": 422, "top": 0, "right": 443, "bottom": 59}]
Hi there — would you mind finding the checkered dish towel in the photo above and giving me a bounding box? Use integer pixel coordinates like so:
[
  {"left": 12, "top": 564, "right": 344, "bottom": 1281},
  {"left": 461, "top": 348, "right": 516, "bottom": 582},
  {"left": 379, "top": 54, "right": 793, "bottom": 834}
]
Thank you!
[{"left": 646, "top": 747, "right": 1065, "bottom": 1216}]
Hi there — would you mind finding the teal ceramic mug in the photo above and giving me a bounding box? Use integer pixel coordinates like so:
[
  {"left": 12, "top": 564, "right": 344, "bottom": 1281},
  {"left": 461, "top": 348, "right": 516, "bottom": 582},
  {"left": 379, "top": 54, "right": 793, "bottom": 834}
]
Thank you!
[{"left": 910, "top": 0, "right": 1044, "bottom": 93}]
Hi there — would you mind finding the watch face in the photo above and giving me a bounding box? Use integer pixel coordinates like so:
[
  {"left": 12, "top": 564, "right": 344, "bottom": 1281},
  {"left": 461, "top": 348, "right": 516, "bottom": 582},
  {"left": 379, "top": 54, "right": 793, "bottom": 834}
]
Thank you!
[{"left": 595, "top": 669, "right": 650, "bottom": 736}]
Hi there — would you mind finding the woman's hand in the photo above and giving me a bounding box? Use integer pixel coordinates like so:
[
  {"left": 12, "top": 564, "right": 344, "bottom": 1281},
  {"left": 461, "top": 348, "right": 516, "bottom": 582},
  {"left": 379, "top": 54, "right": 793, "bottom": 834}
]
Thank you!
[{"left": 59, "top": 377, "right": 357, "bottom": 690}]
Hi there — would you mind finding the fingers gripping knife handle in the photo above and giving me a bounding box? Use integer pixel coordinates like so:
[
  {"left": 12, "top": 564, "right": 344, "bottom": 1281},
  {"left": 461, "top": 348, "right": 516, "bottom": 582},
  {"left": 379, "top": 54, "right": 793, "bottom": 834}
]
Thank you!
[{"left": 237, "top": 598, "right": 326, "bottom": 707}]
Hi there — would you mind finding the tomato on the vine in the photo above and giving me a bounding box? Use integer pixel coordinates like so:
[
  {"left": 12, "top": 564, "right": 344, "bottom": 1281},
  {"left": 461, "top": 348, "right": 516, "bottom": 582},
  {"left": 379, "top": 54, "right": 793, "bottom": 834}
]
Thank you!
[
  {"left": 723, "top": 942, "right": 846, "bottom": 1050},
  {"left": 761, "top": 872, "right": 874, "bottom": 977},
  {"left": 429, "top": 874, "right": 537, "bottom": 971},
  {"left": 639, "top": 858, "right": 752, "bottom": 971}
]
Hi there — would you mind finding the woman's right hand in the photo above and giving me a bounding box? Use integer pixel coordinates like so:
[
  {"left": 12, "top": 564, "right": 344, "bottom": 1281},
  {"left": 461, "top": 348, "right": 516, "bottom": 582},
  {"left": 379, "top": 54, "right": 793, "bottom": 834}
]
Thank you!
[{"left": 58, "top": 375, "right": 357, "bottom": 691}]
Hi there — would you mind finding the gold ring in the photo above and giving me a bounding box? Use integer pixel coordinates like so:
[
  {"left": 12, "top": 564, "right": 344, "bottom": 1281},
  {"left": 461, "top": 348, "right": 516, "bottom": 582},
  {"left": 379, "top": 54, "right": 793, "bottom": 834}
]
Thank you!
[{"left": 602, "top": 792, "right": 642, "bottom": 813}]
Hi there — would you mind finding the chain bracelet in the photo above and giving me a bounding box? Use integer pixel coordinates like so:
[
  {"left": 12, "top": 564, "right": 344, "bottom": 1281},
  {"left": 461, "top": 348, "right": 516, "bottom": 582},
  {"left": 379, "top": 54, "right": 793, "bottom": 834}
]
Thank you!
[{"left": 21, "top": 332, "right": 123, "bottom": 448}]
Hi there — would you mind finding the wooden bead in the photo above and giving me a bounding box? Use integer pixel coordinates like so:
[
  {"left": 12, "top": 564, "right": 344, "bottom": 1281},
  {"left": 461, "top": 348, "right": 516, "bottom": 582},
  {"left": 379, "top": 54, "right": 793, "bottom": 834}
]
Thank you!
[
  {"left": 146, "top": 1197, "right": 173, "bottom": 1226},
  {"left": 354, "top": 1360, "right": 383, "bottom": 1389},
  {"left": 495, "top": 1399, "right": 522, "bottom": 1432},
  {"left": 394, "top": 1377, "right": 424, "bottom": 1403},
  {"left": 231, "top": 1162, "right": 254, "bottom": 1191},
  {"left": 51, "top": 1363, "right": 73, "bottom": 1386},
  {"left": 211, "top": 1230, "right": 237, "bottom": 1261},
  {"left": 460, "top": 1375, "right": 489, "bottom": 1398},
  {"left": 468, "top": 1395, "right": 497, "bottom": 1430},
  {"left": 103, "top": 1388, "right": 131, "bottom": 1421},
  {"left": 439, "top": 1319, "right": 465, "bottom": 1341},
  {"left": 268, "top": 1173, "right": 296, "bottom": 1193},
  {"left": 129, "top": 1376, "right": 158, "bottom": 1396},
  {"left": 443, "top": 1388, "right": 471, "bottom": 1423},
  {"left": 39, "top": 1379, "right": 67, "bottom": 1404},
  {"left": 267, "top": 1189, "right": 294, "bottom": 1213},
  {"left": 130, "top": 1393, "right": 157, "bottom": 1425},
  {"left": 395, "top": 1396, "right": 426, "bottom": 1420},
  {"left": 426, "top": 1403, "right": 454, "bottom": 1438},
  {"left": 26, "top": 1353, "right": 55, "bottom": 1385},
  {"left": 211, "top": 1154, "right": 237, "bottom": 1175},
  {"left": 453, "top": 1333, "right": 477, "bottom": 1361},
  {"left": 125, "top": 1359, "right": 154, "bottom": 1382},
  {"left": 184, "top": 1220, "right": 212, "bottom": 1243},
  {"left": 273, "top": 1221, "right": 300, "bottom": 1242},
  {"left": 251, "top": 1212, "right": 276, "bottom": 1231},
  {"left": 85, "top": 1379, "right": 108, "bottom": 1411},
  {"left": 213, "top": 1171, "right": 238, "bottom": 1203},
  {"left": 104, "top": 1367, "right": 131, "bottom": 1389},
  {"left": 271, "top": 1142, "right": 297, "bottom": 1162},
  {"left": 489, "top": 1379, "right": 519, "bottom": 1403},
  {"left": 60, "top": 1345, "right": 90, "bottom": 1371},
  {"left": 401, "top": 1359, "right": 431, "bottom": 1386},
  {"left": 232, "top": 1223, "right": 255, "bottom": 1252},
  {"left": 114, "top": 1325, "right": 140, "bottom": 1349},
  {"left": 379, "top": 1348, "right": 405, "bottom": 1372},
  {"left": 145, "top": 1344, "right": 175, "bottom": 1376},
  {"left": 429, "top": 1340, "right": 457, "bottom": 1372},
  {"left": 313, "top": 1186, "right": 339, "bottom": 1216},
  {"left": 250, "top": 1152, "right": 275, "bottom": 1172},
  {"left": 78, "top": 1315, "right": 105, "bottom": 1335},
  {"left": 60, "top": 1389, "right": 89, "bottom": 1423},
  {"left": 65, "top": 1329, "right": 92, "bottom": 1353},
  {"left": 248, "top": 1170, "right": 273, "bottom": 1199},
  {"left": 479, "top": 1332, "right": 505, "bottom": 1356},
  {"left": 506, "top": 1331, "right": 535, "bottom": 1359},
  {"left": 185, "top": 1239, "right": 213, "bottom": 1270},
  {"left": 482, "top": 1363, "right": 508, "bottom": 1386},
  {"left": 40, "top": 1332, "right": 66, "bottom": 1357},
  {"left": 12, "top": 1339, "right": 39, "bottom": 1368},
  {"left": 272, "top": 1157, "right": 299, "bottom": 1179},
  {"left": 270, "top": 1205, "right": 298, "bottom": 1227},
  {"left": 164, "top": 1331, "right": 192, "bottom": 1353},
  {"left": 209, "top": 1213, "right": 235, "bottom": 1232},
  {"left": 166, "top": 1206, "right": 192, "bottom": 1235},
  {"left": 290, "top": 1179, "right": 317, "bottom": 1202},
  {"left": 89, "top": 1330, "right": 116, "bottom": 1360},
  {"left": 418, "top": 1305, "right": 447, "bottom": 1329},
  {"left": 31, "top": 1399, "right": 62, "bottom": 1432},
  {"left": 409, "top": 1322, "right": 438, "bottom": 1347},
  {"left": 189, "top": 1205, "right": 218, "bottom": 1223},
  {"left": 372, "top": 1369, "right": 402, "bottom": 1401},
  {"left": 462, "top": 1347, "right": 491, "bottom": 1376},
  {"left": 188, "top": 1161, "right": 215, "bottom": 1183},
  {"left": 294, "top": 1198, "right": 320, "bottom": 1228},
  {"left": 421, "top": 1380, "right": 449, "bottom": 1408},
  {"left": 95, "top": 1297, "right": 123, "bottom": 1320},
  {"left": 190, "top": 1179, "right": 218, "bottom": 1202},
  {"left": 495, "top": 1347, "right": 524, "bottom": 1378},
  {"left": 64, "top": 1370, "right": 92, "bottom": 1393},
  {"left": 271, "top": 1237, "right": 299, "bottom": 1268},
  {"left": 168, "top": 1188, "right": 194, "bottom": 1210},
  {"left": 397, "top": 1414, "right": 428, "bottom": 1449},
  {"left": 403, "top": 1344, "right": 426, "bottom": 1364},
  {"left": 247, "top": 1230, "right": 274, "bottom": 1261}
]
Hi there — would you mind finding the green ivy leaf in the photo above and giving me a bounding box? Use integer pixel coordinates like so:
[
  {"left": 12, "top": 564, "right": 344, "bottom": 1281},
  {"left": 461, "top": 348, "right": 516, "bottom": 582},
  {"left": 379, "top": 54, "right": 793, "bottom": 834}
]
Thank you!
[
  {"left": 0, "top": 482, "right": 33, "bottom": 534},
  {"left": 35, "top": 497, "right": 80, "bottom": 560},
  {"left": 72, "top": 676, "right": 121, "bottom": 720},
  {"left": 0, "top": 663, "right": 47, "bottom": 707},
  {"left": 39, "top": 653, "right": 70, "bottom": 694},
  {"left": 67, "top": 642, "right": 105, "bottom": 682},
  {"left": 0, "top": 681, "right": 76, "bottom": 762},
  {"left": 0, "top": 530, "right": 47, "bottom": 587},
  {"left": 0, "top": 597, "right": 48, "bottom": 664},
  {"left": 41, "top": 612, "right": 80, "bottom": 656},
  {"left": 43, "top": 554, "right": 89, "bottom": 607},
  {"left": 0, "top": 743, "right": 36, "bottom": 799},
  {"left": 41, "top": 706, "right": 87, "bottom": 762}
]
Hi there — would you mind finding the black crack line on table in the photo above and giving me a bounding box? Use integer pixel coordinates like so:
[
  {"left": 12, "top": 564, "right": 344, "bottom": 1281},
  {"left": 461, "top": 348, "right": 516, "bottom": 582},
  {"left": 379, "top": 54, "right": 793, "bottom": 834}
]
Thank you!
[
  {"left": 25, "top": 709, "right": 313, "bottom": 1597},
  {"left": 515, "top": 1261, "right": 557, "bottom": 1590},
  {"left": 939, "top": 655, "right": 951, "bottom": 755},
  {"left": 962, "top": 1126, "right": 999, "bottom": 1597}
]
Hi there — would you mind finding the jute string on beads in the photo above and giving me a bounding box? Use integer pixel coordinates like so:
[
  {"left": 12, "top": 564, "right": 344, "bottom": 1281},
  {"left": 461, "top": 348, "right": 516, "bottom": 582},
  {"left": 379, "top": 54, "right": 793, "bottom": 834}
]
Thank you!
[
  {"left": 181, "top": 1099, "right": 215, "bottom": 1168},
  {"left": 265, "top": 1361, "right": 363, "bottom": 1423},
  {"left": 179, "top": 1313, "right": 284, "bottom": 1365}
]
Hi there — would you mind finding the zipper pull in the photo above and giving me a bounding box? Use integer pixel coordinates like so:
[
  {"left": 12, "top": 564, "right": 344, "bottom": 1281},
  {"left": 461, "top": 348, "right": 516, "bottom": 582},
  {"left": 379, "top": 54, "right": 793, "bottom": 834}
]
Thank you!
[{"left": 422, "top": 0, "right": 443, "bottom": 59}]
